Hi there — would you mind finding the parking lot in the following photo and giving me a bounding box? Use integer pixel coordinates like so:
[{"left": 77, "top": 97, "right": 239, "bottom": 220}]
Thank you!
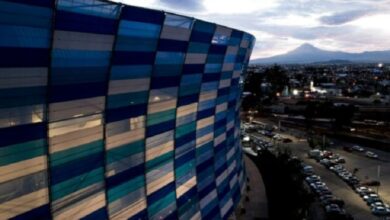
[{"left": 244, "top": 122, "right": 390, "bottom": 220}]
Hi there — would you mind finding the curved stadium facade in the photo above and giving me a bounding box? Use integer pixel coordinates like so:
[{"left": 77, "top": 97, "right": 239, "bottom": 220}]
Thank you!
[{"left": 0, "top": 0, "right": 255, "bottom": 219}]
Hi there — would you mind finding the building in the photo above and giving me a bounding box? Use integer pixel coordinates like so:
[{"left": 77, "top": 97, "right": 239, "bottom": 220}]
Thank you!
[{"left": 0, "top": 0, "right": 255, "bottom": 219}]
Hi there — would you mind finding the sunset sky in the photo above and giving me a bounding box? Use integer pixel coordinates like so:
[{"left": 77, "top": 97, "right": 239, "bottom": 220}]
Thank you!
[{"left": 114, "top": 0, "right": 390, "bottom": 59}]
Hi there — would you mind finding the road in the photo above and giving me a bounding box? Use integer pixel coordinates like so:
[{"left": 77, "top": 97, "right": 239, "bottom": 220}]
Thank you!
[{"left": 249, "top": 130, "right": 389, "bottom": 220}]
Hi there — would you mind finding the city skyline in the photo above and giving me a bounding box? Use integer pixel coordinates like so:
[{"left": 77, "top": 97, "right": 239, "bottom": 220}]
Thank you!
[{"left": 115, "top": 0, "right": 390, "bottom": 59}]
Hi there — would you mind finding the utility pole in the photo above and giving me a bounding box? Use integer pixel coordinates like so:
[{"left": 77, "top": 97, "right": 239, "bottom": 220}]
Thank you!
[{"left": 377, "top": 165, "right": 381, "bottom": 194}]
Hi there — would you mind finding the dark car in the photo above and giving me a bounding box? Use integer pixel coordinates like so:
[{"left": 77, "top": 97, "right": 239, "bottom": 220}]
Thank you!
[
  {"left": 327, "top": 199, "right": 345, "bottom": 208},
  {"left": 343, "top": 146, "right": 353, "bottom": 152},
  {"left": 283, "top": 138, "right": 293, "bottom": 143}
]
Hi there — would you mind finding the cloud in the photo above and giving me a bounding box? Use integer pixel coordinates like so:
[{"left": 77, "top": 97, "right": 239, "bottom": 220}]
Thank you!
[
  {"left": 319, "top": 9, "right": 373, "bottom": 25},
  {"left": 119, "top": 0, "right": 390, "bottom": 58},
  {"left": 158, "top": 0, "right": 204, "bottom": 11}
]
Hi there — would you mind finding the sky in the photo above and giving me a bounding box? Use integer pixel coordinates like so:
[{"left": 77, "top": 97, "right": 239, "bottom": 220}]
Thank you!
[{"left": 113, "top": 0, "right": 390, "bottom": 59}]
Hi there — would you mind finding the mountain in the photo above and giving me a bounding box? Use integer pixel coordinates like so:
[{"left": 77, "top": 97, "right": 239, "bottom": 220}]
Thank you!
[{"left": 251, "top": 43, "right": 390, "bottom": 64}]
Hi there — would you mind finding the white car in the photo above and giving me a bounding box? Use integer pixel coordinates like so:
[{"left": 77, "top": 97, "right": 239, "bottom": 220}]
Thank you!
[
  {"left": 370, "top": 202, "right": 390, "bottom": 209},
  {"left": 366, "top": 151, "right": 379, "bottom": 159},
  {"left": 355, "top": 186, "right": 373, "bottom": 196},
  {"left": 352, "top": 145, "right": 364, "bottom": 152},
  {"left": 363, "top": 193, "right": 379, "bottom": 201}
]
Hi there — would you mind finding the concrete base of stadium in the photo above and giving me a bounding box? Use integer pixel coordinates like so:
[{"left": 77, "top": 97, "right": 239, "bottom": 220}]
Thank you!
[{"left": 231, "top": 155, "right": 269, "bottom": 220}]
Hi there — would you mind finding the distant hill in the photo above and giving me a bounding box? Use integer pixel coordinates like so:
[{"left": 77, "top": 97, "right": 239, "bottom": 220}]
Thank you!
[{"left": 251, "top": 43, "right": 390, "bottom": 64}]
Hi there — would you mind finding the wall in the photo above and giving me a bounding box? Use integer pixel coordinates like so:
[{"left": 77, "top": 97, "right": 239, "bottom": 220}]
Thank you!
[{"left": 0, "top": 0, "right": 255, "bottom": 219}]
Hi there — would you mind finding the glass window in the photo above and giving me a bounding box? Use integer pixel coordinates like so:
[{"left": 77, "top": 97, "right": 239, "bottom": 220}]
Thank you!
[{"left": 164, "top": 14, "right": 193, "bottom": 29}]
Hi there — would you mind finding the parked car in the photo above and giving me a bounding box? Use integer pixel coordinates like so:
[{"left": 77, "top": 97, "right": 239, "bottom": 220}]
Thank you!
[
  {"left": 302, "top": 165, "right": 314, "bottom": 176},
  {"left": 324, "top": 199, "right": 345, "bottom": 208},
  {"left": 311, "top": 182, "right": 327, "bottom": 190},
  {"left": 366, "top": 151, "right": 379, "bottom": 159},
  {"left": 352, "top": 145, "right": 365, "bottom": 152},
  {"left": 343, "top": 146, "right": 353, "bottom": 152},
  {"left": 306, "top": 175, "right": 321, "bottom": 183},
  {"left": 371, "top": 206, "right": 390, "bottom": 216},
  {"left": 283, "top": 138, "right": 292, "bottom": 143},
  {"left": 325, "top": 204, "right": 342, "bottom": 214},
  {"left": 329, "top": 164, "right": 344, "bottom": 173},
  {"left": 320, "top": 194, "right": 334, "bottom": 202},
  {"left": 365, "top": 194, "right": 381, "bottom": 205},
  {"left": 322, "top": 151, "right": 333, "bottom": 158},
  {"left": 308, "top": 149, "right": 322, "bottom": 159},
  {"left": 346, "top": 176, "right": 360, "bottom": 186},
  {"left": 334, "top": 157, "right": 346, "bottom": 164},
  {"left": 355, "top": 186, "right": 373, "bottom": 197},
  {"left": 370, "top": 202, "right": 390, "bottom": 209}
]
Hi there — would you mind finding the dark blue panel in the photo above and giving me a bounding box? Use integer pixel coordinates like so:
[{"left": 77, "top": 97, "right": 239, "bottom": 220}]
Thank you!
[
  {"left": 158, "top": 39, "right": 188, "bottom": 52},
  {"left": 218, "top": 88, "right": 229, "bottom": 96},
  {"left": 203, "top": 205, "right": 220, "bottom": 220},
  {"left": 106, "top": 104, "right": 147, "bottom": 123},
  {"left": 51, "top": 152, "right": 104, "bottom": 185},
  {"left": 113, "top": 51, "right": 155, "bottom": 65},
  {"left": 175, "top": 149, "right": 195, "bottom": 167},
  {"left": 231, "top": 78, "right": 239, "bottom": 86},
  {"left": 55, "top": 10, "right": 117, "bottom": 34},
  {"left": 190, "top": 31, "right": 213, "bottom": 43},
  {"left": 215, "top": 143, "right": 226, "bottom": 156},
  {"left": 177, "top": 94, "right": 198, "bottom": 106},
  {"left": 232, "top": 188, "right": 240, "bottom": 205},
  {"left": 147, "top": 182, "right": 175, "bottom": 204},
  {"left": 182, "top": 64, "right": 204, "bottom": 74},
  {"left": 176, "top": 133, "right": 196, "bottom": 149},
  {"left": 128, "top": 209, "right": 147, "bottom": 220},
  {"left": 80, "top": 207, "right": 107, "bottom": 220},
  {"left": 49, "top": 82, "right": 106, "bottom": 102},
  {"left": 107, "top": 164, "right": 144, "bottom": 188},
  {"left": 198, "top": 181, "right": 215, "bottom": 198},
  {"left": 218, "top": 183, "right": 230, "bottom": 197},
  {"left": 196, "top": 157, "right": 213, "bottom": 174},
  {"left": 226, "top": 129, "right": 234, "bottom": 138},
  {"left": 231, "top": 30, "right": 243, "bottom": 39},
  {"left": 10, "top": 204, "right": 51, "bottom": 220},
  {"left": 146, "top": 120, "right": 175, "bottom": 137},
  {"left": 7, "top": 0, "right": 53, "bottom": 7},
  {"left": 202, "top": 73, "right": 220, "bottom": 82},
  {"left": 216, "top": 163, "right": 227, "bottom": 177},
  {"left": 228, "top": 100, "right": 236, "bottom": 108},
  {"left": 197, "top": 108, "right": 215, "bottom": 120},
  {"left": 0, "top": 123, "right": 45, "bottom": 148},
  {"left": 121, "top": 6, "right": 164, "bottom": 25},
  {"left": 209, "top": 45, "right": 227, "bottom": 54},
  {"left": 177, "top": 187, "right": 197, "bottom": 206},
  {"left": 164, "top": 210, "right": 178, "bottom": 220},
  {"left": 51, "top": 67, "right": 107, "bottom": 84},
  {"left": 236, "top": 55, "right": 245, "bottom": 63},
  {"left": 0, "top": 47, "right": 49, "bottom": 67},
  {"left": 215, "top": 119, "right": 226, "bottom": 130},
  {"left": 150, "top": 76, "right": 180, "bottom": 89}
]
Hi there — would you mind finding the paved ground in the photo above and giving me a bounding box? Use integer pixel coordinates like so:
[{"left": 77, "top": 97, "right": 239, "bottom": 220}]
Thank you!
[
  {"left": 330, "top": 141, "right": 390, "bottom": 205},
  {"left": 236, "top": 155, "right": 269, "bottom": 220},
  {"left": 288, "top": 141, "right": 376, "bottom": 220},
  {"left": 250, "top": 126, "right": 390, "bottom": 220}
]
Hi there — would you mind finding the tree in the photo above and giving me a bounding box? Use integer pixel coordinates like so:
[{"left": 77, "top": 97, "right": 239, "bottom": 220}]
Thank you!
[
  {"left": 265, "top": 64, "right": 288, "bottom": 97},
  {"left": 243, "top": 71, "right": 264, "bottom": 97},
  {"left": 332, "top": 104, "right": 357, "bottom": 129}
]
